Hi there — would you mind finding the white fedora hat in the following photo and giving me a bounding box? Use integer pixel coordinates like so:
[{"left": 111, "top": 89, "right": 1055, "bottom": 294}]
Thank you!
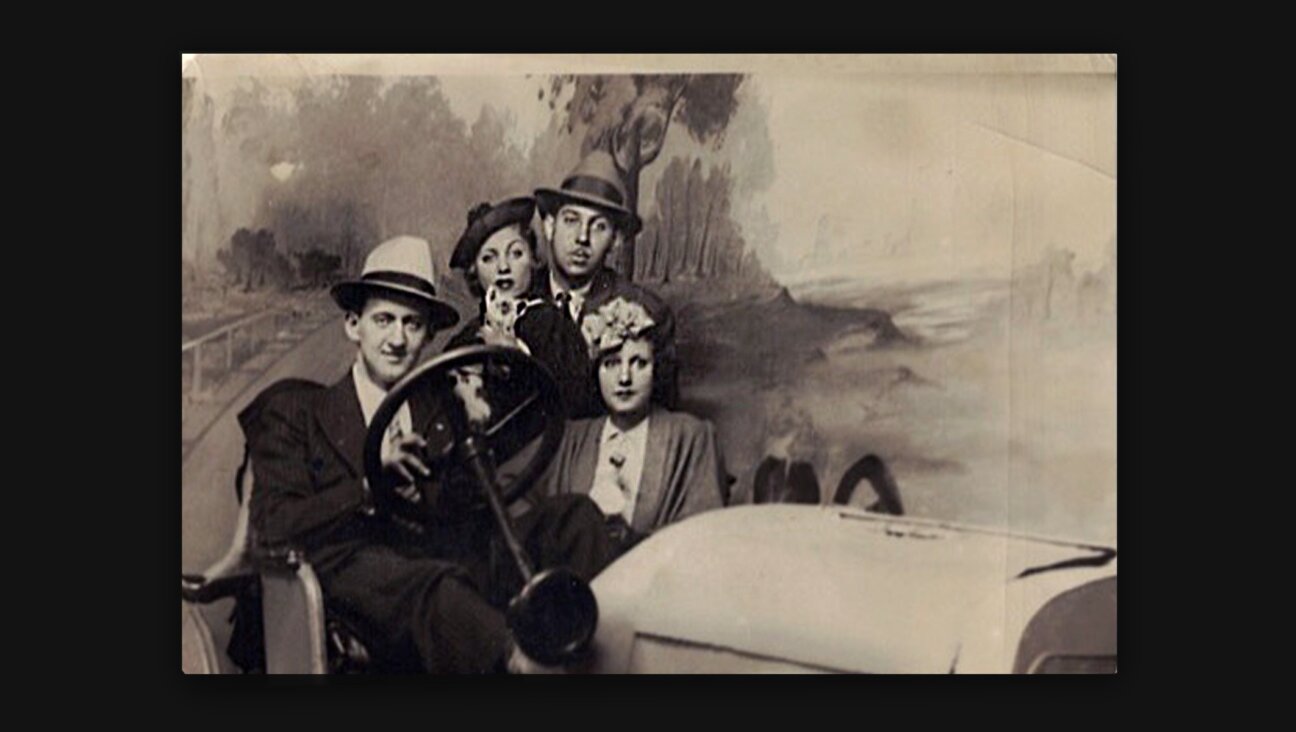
[{"left": 330, "top": 236, "right": 460, "bottom": 328}]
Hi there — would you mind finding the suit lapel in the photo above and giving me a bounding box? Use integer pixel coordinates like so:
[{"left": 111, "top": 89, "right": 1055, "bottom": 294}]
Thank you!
[
  {"left": 569, "top": 417, "right": 603, "bottom": 499},
  {"left": 631, "top": 409, "right": 668, "bottom": 533},
  {"left": 315, "top": 369, "right": 452, "bottom": 483},
  {"left": 315, "top": 376, "right": 368, "bottom": 478}
]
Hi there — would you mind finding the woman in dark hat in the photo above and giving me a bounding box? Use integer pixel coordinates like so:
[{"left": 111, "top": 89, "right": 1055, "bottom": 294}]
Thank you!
[
  {"left": 540, "top": 283, "right": 729, "bottom": 556},
  {"left": 445, "top": 197, "right": 602, "bottom": 437},
  {"left": 446, "top": 197, "right": 545, "bottom": 347}
]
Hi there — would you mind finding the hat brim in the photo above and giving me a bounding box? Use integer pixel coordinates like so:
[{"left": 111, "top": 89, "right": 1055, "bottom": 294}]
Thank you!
[
  {"left": 330, "top": 281, "right": 461, "bottom": 329},
  {"left": 450, "top": 198, "right": 537, "bottom": 270},
  {"left": 534, "top": 188, "right": 643, "bottom": 236}
]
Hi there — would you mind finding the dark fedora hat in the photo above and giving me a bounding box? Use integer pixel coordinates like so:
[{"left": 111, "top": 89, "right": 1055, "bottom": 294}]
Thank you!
[
  {"left": 449, "top": 197, "right": 536, "bottom": 271},
  {"left": 330, "top": 236, "right": 460, "bottom": 329},
  {"left": 535, "top": 150, "right": 643, "bottom": 236}
]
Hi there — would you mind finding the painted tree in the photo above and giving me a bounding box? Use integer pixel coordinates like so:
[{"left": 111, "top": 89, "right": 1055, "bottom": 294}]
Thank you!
[
  {"left": 637, "top": 157, "right": 761, "bottom": 283},
  {"left": 540, "top": 74, "right": 745, "bottom": 280},
  {"left": 294, "top": 247, "right": 343, "bottom": 288},
  {"left": 183, "top": 77, "right": 236, "bottom": 270},
  {"left": 216, "top": 228, "right": 254, "bottom": 289},
  {"left": 216, "top": 227, "right": 293, "bottom": 291},
  {"left": 254, "top": 75, "right": 528, "bottom": 279}
]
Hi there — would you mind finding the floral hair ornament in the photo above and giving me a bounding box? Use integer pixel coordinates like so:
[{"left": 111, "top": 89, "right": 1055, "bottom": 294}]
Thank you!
[{"left": 580, "top": 297, "right": 657, "bottom": 359}]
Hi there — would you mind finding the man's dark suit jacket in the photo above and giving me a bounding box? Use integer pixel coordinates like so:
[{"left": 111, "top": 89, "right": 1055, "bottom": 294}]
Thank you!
[
  {"left": 249, "top": 372, "right": 538, "bottom": 671},
  {"left": 447, "top": 301, "right": 601, "bottom": 421},
  {"left": 249, "top": 373, "right": 470, "bottom": 572}
]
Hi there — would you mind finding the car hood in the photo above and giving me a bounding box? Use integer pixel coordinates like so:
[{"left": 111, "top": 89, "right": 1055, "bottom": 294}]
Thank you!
[{"left": 588, "top": 504, "right": 1115, "bottom": 673}]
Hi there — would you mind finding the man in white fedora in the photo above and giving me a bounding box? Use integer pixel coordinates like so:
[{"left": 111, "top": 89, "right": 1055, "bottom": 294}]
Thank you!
[{"left": 249, "top": 235, "right": 611, "bottom": 673}]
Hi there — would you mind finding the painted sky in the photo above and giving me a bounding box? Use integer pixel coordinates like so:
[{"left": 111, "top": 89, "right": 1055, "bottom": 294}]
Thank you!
[
  {"left": 437, "top": 65, "right": 1115, "bottom": 284},
  {"left": 185, "top": 55, "right": 1116, "bottom": 285}
]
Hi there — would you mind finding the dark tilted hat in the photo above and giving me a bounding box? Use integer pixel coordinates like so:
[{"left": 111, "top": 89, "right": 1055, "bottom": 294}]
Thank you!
[
  {"left": 330, "top": 236, "right": 460, "bottom": 329},
  {"left": 449, "top": 196, "right": 537, "bottom": 271},
  {"left": 534, "top": 150, "right": 643, "bottom": 236}
]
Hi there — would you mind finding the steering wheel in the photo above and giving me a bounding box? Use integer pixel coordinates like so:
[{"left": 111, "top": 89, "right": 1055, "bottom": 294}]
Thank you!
[
  {"left": 362, "top": 344, "right": 598, "bottom": 666},
  {"left": 362, "top": 344, "right": 567, "bottom": 519}
]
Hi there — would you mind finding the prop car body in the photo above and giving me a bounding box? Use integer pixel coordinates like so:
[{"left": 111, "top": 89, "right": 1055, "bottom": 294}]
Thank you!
[
  {"left": 181, "top": 346, "right": 1115, "bottom": 674},
  {"left": 585, "top": 504, "right": 1114, "bottom": 673}
]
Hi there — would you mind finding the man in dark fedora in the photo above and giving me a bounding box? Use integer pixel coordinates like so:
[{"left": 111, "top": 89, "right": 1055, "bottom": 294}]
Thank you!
[
  {"left": 535, "top": 150, "right": 678, "bottom": 411},
  {"left": 249, "top": 235, "right": 612, "bottom": 673}
]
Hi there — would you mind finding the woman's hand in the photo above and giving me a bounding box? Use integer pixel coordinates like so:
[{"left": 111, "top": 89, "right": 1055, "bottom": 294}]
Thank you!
[
  {"left": 451, "top": 366, "right": 493, "bottom": 426},
  {"left": 478, "top": 323, "right": 523, "bottom": 350}
]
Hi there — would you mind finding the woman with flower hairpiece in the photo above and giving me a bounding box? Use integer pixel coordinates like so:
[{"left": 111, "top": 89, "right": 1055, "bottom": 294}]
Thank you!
[{"left": 540, "top": 284, "right": 730, "bottom": 553}]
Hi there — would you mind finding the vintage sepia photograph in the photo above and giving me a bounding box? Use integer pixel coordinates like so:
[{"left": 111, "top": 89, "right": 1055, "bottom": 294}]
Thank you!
[{"left": 181, "top": 53, "right": 1117, "bottom": 674}]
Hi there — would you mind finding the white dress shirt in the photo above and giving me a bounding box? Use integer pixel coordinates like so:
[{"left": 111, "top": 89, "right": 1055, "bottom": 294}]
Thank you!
[
  {"left": 549, "top": 272, "right": 593, "bottom": 323},
  {"left": 351, "top": 357, "right": 413, "bottom": 464},
  {"left": 587, "top": 415, "right": 651, "bottom": 523}
]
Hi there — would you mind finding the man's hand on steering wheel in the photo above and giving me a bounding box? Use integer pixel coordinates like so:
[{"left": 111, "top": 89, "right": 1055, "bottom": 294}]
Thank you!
[
  {"left": 383, "top": 432, "right": 430, "bottom": 504},
  {"left": 362, "top": 345, "right": 596, "bottom": 666},
  {"left": 364, "top": 345, "right": 567, "bottom": 514}
]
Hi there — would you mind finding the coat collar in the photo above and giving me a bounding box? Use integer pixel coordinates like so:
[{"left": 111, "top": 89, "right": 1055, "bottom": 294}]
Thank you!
[
  {"left": 315, "top": 370, "right": 440, "bottom": 479},
  {"left": 546, "top": 266, "right": 622, "bottom": 319},
  {"left": 630, "top": 407, "right": 668, "bottom": 532}
]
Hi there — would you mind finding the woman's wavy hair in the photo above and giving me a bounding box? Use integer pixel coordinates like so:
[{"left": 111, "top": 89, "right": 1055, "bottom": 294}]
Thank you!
[{"left": 587, "top": 294, "right": 679, "bottom": 410}]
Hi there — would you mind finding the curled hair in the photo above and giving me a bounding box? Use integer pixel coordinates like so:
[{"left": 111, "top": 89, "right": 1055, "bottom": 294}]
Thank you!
[
  {"left": 591, "top": 323, "right": 679, "bottom": 409},
  {"left": 648, "top": 328, "right": 679, "bottom": 408}
]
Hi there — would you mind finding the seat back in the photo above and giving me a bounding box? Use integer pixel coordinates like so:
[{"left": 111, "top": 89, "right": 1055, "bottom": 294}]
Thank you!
[
  {"left": 197, "top": 465, "right": 258, "bottom": 585},
  {"left": 195, "top": 453, "right": 330, "bottom": 675},
  {"left": 241, "top": 379, "right": 332, "bottom": 673},
  {"left": 259, "top": 551, "right": 330, "bottom": 674},
  {"left": 183, "top": 379, "right": 336, "bottom": 673},
  {"left": 181, "top": 468, "right": 254, "bottom": 673}
]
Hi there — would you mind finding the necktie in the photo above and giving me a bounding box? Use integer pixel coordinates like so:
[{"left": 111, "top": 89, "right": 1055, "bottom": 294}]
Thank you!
[{"left": 556, "top": 291, "right": 574, "bottom": 321}]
